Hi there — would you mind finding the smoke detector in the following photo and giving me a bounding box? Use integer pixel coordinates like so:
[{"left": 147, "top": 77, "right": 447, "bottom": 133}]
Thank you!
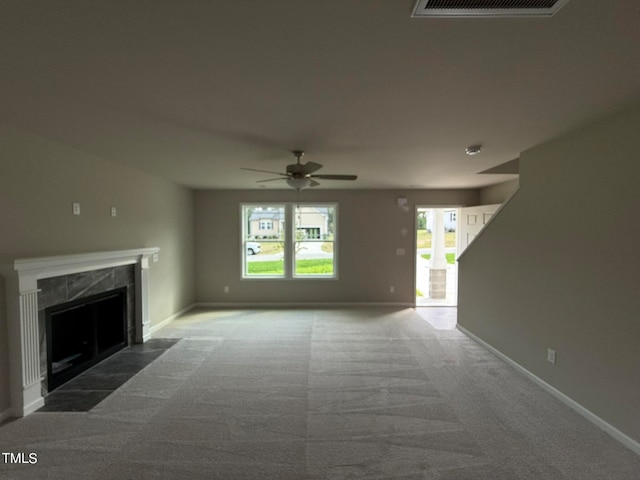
[{"left": 412, "top": 0, "right": 570, "bottom": 18}]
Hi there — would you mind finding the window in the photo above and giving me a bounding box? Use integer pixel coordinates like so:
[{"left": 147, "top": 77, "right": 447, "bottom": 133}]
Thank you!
[
  {"left": 294, "top": 206, "right": 334, "bottom": 277},
  {"left": 242, "top": 203, "right": 337, "bottom": 279},
  {"left": 243, "top": 206, "right": 285, "bottom": 276}
]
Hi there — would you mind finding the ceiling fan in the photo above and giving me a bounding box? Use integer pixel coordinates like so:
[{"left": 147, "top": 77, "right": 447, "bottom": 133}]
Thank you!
[{"left": 241, "top": 150, "right": 357, "bottom": 190}]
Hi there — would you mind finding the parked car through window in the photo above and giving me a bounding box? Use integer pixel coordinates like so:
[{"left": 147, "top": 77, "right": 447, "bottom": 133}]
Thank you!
[{"left": 246, "top": 242, "right": 261, "bottom": 255}]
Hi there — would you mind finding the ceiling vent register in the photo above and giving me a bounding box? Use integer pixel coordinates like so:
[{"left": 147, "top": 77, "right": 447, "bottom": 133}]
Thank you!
[{"left": 412, "top": 0, "right": 570, "bottom": 17}]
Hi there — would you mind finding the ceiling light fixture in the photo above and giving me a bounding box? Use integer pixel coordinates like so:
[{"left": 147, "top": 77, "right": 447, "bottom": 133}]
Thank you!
[
  {"left": 465, "top": 145, "right": 482, "bottom": 156},
  {"left": 286, "top": 177, "right": 311, "bottom": 190}
]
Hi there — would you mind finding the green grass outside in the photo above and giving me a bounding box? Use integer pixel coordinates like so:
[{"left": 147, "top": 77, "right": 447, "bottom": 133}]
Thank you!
[
  {"left": 416, "top": 231, "right": 456, "bottom": 249},
  {"left": 247, "top": 258, "right": 333, "bottom": 275},
  {"left": 247, "top": 260, "right": 284, "bottom": 275},
  {"left": 421, "top": 253, "right": 456, "bottom": 264},
  {"left": 295, "top": 259, "right": 334, "bottom": 275}
]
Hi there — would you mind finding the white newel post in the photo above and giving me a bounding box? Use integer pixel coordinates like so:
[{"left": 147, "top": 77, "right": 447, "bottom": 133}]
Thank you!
[{"left": 1, "top": 247, "right": 159, "bottom": 418}]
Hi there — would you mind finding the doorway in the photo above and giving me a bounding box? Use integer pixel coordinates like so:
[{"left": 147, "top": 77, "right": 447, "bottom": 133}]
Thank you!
[
  {"left": 415, "top": 208, "right": 459, "bottom": 307},
  {"left": 415, "top": 203, "right": 502, "bottom": 309}
]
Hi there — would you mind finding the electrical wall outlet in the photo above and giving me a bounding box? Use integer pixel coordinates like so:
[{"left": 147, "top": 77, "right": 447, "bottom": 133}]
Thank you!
[
  {"left": 224, "top": 286, "right": 230, "bottom": 294},
  {"left": 389, "top": 286, "right": 395, "bottom": 293},
  {"left": 547, "top": 348, "right": 556, "bottom": 365},
  {"left": 72, "top": 202, "right": 81, "bottom": 215},
  {"left": 110, "top": 206, "right": 117, "bottom": 217}
]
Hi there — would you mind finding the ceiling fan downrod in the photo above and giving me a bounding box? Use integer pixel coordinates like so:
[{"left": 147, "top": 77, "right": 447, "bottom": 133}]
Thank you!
[{"left": 292, "top": 150, "right": 305, "bottom": 164}]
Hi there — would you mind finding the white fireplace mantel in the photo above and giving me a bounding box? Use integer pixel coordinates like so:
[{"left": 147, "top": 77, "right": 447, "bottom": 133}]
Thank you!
[{"left": 1, "top": 247, "right": 159, "bottom": 417}]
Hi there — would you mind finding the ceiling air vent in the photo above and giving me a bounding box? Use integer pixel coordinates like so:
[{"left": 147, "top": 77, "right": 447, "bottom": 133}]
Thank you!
[{"left": 411, "top": 0, "right": 570, "bottom": 17}]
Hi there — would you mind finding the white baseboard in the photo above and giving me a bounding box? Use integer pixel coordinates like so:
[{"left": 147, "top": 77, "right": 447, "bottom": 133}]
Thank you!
[
  {"left": 195, "top": 302, "right": 414, "bottom": 309},
  {"left": 22, "top": 398, "right": 45, "bottom": 417},
  {"left": 149, "top": 304, "right": 197, "bottom": 336},
  {"left": 457, "top": 325, "right": 640, "bottom": 456}
]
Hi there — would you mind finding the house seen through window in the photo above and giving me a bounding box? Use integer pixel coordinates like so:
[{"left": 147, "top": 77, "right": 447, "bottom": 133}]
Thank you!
[{"left": 242, "top": 204, "right": 337, "bottom": 278}]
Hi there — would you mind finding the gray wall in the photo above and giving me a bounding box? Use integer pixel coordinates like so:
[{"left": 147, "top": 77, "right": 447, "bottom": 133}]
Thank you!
[
  {"left": 195, "top": 189, "right": 478, "bottom": 305},
  {"left": 479, "top": 179, "right": 519, "bottom": 205},
  {"left": 0, "top": 127, "right": 196, "bottom": 415},
  {"left": 457, "top": 106, "right": 640, "bottom": 443}
]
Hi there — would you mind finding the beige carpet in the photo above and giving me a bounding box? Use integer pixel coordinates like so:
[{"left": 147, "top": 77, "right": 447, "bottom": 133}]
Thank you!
[{"left": 1, "top": 307, "right": 638, "bottom": 479}]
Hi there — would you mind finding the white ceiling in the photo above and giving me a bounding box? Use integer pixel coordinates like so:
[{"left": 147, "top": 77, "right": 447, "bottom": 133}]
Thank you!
[{"left": 2, "top": 0, "right": 639, "bottom": 190}]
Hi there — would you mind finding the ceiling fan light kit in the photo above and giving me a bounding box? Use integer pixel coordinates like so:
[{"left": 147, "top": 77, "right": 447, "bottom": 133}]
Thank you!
[{"left": 287, "top": 177, "right": 311, "bottom": 190}]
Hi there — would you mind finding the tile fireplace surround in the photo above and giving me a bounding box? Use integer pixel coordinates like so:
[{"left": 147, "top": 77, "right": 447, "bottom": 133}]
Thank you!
[{"left": 1, "top": 248, "right": 159, "bottom": 418}]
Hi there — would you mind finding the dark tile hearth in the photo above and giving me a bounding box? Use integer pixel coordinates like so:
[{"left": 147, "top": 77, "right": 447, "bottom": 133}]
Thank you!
[{"left": 38, "top": 338, "right": 179, "bottom": 412}]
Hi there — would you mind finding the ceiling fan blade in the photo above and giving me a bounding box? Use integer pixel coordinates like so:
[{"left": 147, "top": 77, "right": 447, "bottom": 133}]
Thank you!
[
  {"left": 287, "top": 161, "right": 323, "bottom": 175},
  {"left": 310, "top": 174, "right": 357, "bottom": 180},
  {"left": 256, "top": 177, "right": 287, "bottom": 183},
  {"left": 309, "top": 179, "right": 321, "bottom": 187},
  {"left": 240, "top": 167, "right": 287, "bottom": 176},
  {"left": 299, "top": 161, "right": 323, "bottom": 174}
]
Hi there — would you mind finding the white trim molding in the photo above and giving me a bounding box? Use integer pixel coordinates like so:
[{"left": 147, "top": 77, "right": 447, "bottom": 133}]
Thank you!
[
  {"left": 0, "top": 248, "right": 159, "bottom": 418},
  {"left": 457, "top": 325, "right": 640, "bottom": 456}
]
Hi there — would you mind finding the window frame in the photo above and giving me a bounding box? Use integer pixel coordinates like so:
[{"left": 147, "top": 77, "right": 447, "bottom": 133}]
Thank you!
[{"left": 241, "top": 202, "right": 338, "bottom": 280}]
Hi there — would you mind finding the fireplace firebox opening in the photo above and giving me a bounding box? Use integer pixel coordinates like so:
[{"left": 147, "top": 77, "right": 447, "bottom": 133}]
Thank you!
[{"left": 45, "top": 287, "right": 128, "bottom": 391}]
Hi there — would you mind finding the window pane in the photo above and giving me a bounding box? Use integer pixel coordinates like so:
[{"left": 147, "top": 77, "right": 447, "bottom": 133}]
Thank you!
[
  {"left": 243, "top": 205, "right": 285, "bottom": 277},
  {"left": 294, "top": 205, "right": 335, "bottom": 277}
]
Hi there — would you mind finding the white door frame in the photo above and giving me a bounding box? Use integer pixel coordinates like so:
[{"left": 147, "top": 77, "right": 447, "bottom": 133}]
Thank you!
[{"left": 414, "top": 206, "right": 460, "bottom": 307}]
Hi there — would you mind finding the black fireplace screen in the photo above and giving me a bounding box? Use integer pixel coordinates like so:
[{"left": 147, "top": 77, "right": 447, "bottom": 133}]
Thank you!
[{"left": 45, "top": 287, "right": 128, "bottom": 391}]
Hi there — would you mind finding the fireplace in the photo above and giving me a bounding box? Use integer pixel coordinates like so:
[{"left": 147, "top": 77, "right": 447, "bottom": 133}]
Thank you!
[
  {"left": 46, "top": 287, "right": 127, "bottom": 391},
  {"left": 36, "top": 264, "right": 137, "bottom": 394},
  {"left": 1, "top": 247, "right": 159, "bottom": 417}
]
